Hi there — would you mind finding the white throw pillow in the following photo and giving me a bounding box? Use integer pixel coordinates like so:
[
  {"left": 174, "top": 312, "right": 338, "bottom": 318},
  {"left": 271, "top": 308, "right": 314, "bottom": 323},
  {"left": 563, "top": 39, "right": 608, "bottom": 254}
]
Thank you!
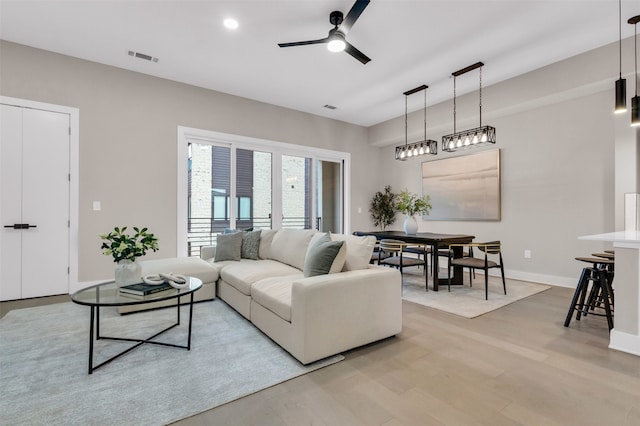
[
  {"left": 269, "top": 229, "right": 317, "bottom": 270},
  {"left": 330, "top": 233, "right": 376, "bottom": 271}
]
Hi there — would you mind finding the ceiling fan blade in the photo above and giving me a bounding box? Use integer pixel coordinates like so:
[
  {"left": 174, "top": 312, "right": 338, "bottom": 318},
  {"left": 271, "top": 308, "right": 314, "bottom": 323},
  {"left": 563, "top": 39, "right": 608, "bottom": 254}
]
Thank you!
[
  {"left": 344, "top": 42, "right": 371, "bottom": 64},
  {"left": 278, "top": 38, "right": 328, "bottom": 48},
  {"left": 340, "top": 0, "right": 370, "bottom": 35}
]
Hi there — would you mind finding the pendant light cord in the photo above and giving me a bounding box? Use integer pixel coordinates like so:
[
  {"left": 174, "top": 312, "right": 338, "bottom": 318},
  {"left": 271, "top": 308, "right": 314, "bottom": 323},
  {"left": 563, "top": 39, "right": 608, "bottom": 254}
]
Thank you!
[
  {"left": 620, "top": 0, "right": 623, "bottom": 79},
  {"left": 479, "top": 66, "right": 483, "bottom": 127},
  {"left": 423, "top": 88, "right": 427, "bottom": 141},
  {"left": 453, "top": 76, "right": 457, "bottom": 134},
  {"left": 404, "top": 94, "right": 408, "bottom": 147},
  {"left": 635, "top": 21, "right": 638, "bottom": 96}
]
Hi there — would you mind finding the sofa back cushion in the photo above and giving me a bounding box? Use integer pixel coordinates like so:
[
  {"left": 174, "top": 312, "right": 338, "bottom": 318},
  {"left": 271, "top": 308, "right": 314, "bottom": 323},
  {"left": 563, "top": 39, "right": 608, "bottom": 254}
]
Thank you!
[
  {"left": 258, "top": 229, "right": 278, "bottom": 259},
  {"left": 268, "top": 228, "right": 317, "bottom": 270},
  {"left": 330, "top": 233, "right": 376, "bottom": 271},
  {"left": 303, "top": 233, "right": 346, "bottom": 277}
]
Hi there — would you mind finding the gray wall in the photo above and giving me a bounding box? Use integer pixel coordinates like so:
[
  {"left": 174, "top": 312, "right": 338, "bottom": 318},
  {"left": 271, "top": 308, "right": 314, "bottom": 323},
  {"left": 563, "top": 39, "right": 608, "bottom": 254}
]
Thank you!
[
  {"left": 1, "top": 37, "right": 635, "bottom": 286},
  {"left": 368, "top": 39, "right": 639, "bottom": 285},
  {"left": 0, "top": 41, "right": 377, "bottom": 282}
]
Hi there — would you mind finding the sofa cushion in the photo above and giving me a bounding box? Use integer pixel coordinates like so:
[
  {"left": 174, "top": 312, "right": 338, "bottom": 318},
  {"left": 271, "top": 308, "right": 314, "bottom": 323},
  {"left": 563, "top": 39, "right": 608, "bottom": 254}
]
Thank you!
[
  {"left": 215, "top": 232, "right": 243, "bottom": 262},
  {"left": 241, "top": 229, "right": 262, "bottom": 260},
  {"left": 330, "top": 233, "right": 376, "bottom": 271},
  {"left": 268, "top": 229, "right": 317, "bottom": 270},
  {"left": 258, "top": 229, "right": 277, "bottom": 259},
  {"left": 220, "top": 259, "right": 301, "bottom": 296},
  {"left": 303, "top": 234, "right": 346, "bottom": 277},
  {"left": 138, "top": 257, "right": 220, "bottom": 284},
  {"left": 251, "top": 276, "right": 297, "bottom": 322}
]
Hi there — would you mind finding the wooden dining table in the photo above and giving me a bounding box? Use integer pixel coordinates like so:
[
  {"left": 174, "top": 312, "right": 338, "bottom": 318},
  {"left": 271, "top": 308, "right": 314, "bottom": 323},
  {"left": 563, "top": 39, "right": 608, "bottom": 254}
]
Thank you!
[{"left": 354, "top": 230, "right": 475, "bottom": 291}]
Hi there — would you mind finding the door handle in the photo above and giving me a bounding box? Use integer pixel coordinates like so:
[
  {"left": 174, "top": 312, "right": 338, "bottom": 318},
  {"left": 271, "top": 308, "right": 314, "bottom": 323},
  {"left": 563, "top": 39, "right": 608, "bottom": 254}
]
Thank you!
[{"left": 3, "top": 224, "right": 37, "bottom": 229}]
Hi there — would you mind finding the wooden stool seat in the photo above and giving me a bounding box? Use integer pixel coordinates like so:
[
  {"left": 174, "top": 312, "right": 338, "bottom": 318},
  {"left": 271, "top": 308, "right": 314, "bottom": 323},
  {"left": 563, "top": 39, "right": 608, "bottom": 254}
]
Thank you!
[
  {"left": 575, "top": 257, "right": 614, "bottom": 265},
  {"left": 592, "top": 252, "right": 615, "bottom": 260}
]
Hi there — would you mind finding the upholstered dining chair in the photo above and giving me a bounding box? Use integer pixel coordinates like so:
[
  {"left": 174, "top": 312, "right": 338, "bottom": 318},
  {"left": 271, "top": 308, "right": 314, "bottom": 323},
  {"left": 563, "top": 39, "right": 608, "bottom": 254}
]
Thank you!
[
  {"left": 378, "top": 239, "right": 428, "bottom": 291},
  {"left": 447, "top": 241, "right": 505, "bottom": 300}
]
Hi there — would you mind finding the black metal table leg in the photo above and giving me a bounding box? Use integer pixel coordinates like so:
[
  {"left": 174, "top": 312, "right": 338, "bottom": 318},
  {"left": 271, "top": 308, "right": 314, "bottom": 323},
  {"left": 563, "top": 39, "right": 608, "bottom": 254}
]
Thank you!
[
  {"left": 187, "top": 292, "right": 194, "bottom": 350},
  {"left": 88, "top": 306, "right": 95, "bottom": 374}
]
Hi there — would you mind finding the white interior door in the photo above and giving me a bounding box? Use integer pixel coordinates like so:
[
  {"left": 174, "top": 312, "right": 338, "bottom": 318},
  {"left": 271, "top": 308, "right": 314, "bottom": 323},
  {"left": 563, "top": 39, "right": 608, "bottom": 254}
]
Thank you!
[
  {"left": 0, "top": 105, "right": 70, "bottom": 300},
  {"left": 0, "top": 105, "right": 24, "bottom": 300}
]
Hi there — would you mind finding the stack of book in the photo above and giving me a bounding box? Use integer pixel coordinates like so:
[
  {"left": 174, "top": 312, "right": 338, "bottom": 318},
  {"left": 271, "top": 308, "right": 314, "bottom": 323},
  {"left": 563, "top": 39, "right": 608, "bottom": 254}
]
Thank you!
[{"left": 119, "top": 282, "right": 175, "bottom": 299}]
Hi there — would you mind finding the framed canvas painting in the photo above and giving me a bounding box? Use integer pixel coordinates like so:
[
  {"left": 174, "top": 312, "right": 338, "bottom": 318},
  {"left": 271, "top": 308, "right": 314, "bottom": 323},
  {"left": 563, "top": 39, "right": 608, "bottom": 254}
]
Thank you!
[{"left": 421, "top": 149, "right": 501, "bottom": 221}]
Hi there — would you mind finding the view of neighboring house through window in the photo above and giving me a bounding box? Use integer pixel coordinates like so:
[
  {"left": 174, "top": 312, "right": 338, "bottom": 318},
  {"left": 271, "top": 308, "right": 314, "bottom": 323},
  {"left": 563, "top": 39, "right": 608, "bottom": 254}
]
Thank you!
[{"left": 282, "top": 155, "right": 311, "bottom": 229}]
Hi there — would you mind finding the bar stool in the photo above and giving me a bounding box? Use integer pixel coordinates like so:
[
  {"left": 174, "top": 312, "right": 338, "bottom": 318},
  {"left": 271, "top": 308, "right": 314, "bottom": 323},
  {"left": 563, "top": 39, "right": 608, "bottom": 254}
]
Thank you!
[{"left": 564, "top": 257, "right": 615, "bottom": 330}]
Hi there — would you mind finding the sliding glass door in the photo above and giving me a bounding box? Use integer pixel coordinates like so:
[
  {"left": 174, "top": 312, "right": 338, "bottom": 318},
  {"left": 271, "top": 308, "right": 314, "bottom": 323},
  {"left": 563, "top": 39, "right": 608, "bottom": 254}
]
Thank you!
[
  {"left": 179, "top": 127, "right": 350, "bottom": 257},
  {"left": 187, "top": 144, "right": 272, "bottom": 256}
]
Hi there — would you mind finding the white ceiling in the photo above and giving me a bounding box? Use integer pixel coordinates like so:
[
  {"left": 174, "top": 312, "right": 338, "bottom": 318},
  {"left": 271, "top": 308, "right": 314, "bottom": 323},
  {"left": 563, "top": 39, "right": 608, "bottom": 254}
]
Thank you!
[{"left": 1, "top": 0, "right": 638, "bottom": 127}]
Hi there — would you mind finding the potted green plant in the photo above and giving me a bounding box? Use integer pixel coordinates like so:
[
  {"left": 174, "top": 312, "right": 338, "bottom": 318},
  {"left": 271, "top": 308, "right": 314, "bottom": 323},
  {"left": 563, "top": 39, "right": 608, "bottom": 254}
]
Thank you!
[
  {"left": 369, "top": 185, "right": 397, "bottom": 231},
  {"left": 396, "top": 189, "right": 432, "bottom": 234},
  {"left": 100, "top": 226, "right": 159, "bottom": 285}
]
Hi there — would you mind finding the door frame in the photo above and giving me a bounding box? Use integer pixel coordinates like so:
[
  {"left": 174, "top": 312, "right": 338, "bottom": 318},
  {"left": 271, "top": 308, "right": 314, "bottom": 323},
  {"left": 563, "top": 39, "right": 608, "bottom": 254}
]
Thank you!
[
  {"left": 1, "top": 96, "right": 79, "bottom": 294},
  {"left": 177, "top": 126, "right": 351, "bottom": 257}
]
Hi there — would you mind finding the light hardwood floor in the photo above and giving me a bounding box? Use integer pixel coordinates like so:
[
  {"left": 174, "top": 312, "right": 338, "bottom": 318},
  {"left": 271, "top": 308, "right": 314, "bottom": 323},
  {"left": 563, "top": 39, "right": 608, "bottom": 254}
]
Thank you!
[{"left": 2, "top": 285, "right": 639, "bottom": 425}]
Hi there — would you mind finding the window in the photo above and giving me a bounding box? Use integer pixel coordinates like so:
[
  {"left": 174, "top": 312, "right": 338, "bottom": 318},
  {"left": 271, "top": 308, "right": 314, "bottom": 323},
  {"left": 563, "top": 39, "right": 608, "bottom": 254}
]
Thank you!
[{"left": 178, "top": 127, "right": 350, "bottom": 257}]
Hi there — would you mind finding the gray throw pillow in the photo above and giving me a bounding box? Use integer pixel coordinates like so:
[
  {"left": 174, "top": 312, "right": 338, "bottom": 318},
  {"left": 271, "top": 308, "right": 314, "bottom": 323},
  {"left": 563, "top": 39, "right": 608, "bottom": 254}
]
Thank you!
[
  {"left": 303, "top": 238, "right": 345, "bottom": 278},
  {"left": 214, "top": 232, "right": 243, "bottom": 262},
  {"left": 241, "top": 230, "right": 261, "bottom": 260}
]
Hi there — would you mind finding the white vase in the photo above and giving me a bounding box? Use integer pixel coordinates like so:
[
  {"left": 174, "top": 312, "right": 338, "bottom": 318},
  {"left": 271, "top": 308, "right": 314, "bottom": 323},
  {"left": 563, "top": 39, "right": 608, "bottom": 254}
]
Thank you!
[
  {"left": 114, "top": 259, "right": 141, "bottom": 286},
  {"left": 403, "top": 215, "right": 418, "bottom": 235}
]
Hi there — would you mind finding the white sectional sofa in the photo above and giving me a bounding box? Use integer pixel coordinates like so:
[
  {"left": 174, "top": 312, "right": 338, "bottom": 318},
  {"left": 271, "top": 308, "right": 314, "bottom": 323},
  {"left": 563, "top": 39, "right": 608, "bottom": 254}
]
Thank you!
[
  {"left": 203, "top": 228, "right": 403, "bottom": 364},
  {"left": 126, "top": 228, "right": 403, "bottom": 365}
]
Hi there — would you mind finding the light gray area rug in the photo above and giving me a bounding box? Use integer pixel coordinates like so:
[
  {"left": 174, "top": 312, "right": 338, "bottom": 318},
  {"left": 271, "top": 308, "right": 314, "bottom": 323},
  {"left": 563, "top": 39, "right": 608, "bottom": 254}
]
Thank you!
[
  {"left": 0, "top": 300, "right": 342, "bottom": 425},
  {"left": 401, "top": 270, "right": 551, "bottom": 318}
]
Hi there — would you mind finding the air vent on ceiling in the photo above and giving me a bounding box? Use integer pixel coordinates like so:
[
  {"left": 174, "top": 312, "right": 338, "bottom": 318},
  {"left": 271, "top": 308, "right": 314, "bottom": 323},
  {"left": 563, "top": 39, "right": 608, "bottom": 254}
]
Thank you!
[
  {"left": 323, "top": 104, "right": 337, "bottom": 110},
  {"left": 128, "top": 50, "right": 159, "bottom": 63}
]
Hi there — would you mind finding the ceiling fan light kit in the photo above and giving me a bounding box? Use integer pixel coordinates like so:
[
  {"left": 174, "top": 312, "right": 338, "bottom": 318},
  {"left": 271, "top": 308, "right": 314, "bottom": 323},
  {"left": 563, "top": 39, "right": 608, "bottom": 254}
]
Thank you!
[
  {"left": 278, "top": 0, "right": 371, "bottom": 64},
  {"left": 442, "top": 62, "right": 496, "bottom": 153},
  {"left": 395, "top": 85, "right": 438, "bottom": 161},
  {"left": 327, "top": 32, "right": 346, "bottom": 52}
]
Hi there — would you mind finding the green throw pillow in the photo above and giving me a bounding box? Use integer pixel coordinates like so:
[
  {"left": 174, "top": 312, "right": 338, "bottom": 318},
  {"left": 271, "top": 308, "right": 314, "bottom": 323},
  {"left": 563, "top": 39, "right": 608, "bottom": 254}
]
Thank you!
[
  {"left": 241, "top": 229, "right": 261, "bottom": 260},
  {"left": 303, "top": 238, "right": 345, "bottom": 278},
  {"left": 214, "top": 232, "right": 243, "bottom": 262}
]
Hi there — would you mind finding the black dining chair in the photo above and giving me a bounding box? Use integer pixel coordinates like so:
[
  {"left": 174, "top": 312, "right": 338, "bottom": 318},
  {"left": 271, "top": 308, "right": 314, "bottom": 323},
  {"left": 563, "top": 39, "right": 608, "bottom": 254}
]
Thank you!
[
  {"left": 378, "top": 239, "right": 429, "bottom": 291},
  {"left": 446, "top": 241, "right": 505, "bottom": 300}
]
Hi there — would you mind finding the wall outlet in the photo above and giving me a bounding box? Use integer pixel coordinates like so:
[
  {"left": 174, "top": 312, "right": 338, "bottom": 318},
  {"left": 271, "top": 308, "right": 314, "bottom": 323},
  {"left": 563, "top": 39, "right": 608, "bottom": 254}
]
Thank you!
[
  {"left": 524, "top": 249, "right": 532, "bottom": 259},
  {"left": 357, "top": 207, "right": 362, "bottom": 214}
]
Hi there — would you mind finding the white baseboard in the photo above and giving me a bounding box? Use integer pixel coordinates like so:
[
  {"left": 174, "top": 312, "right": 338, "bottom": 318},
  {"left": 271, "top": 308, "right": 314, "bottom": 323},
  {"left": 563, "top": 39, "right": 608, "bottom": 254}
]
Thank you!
[
  {"left": 433, "top": 258, "right": 576, "bottom": 288},
  {"left": 69, "top": 279, "right": 111, "bottom": 294}
]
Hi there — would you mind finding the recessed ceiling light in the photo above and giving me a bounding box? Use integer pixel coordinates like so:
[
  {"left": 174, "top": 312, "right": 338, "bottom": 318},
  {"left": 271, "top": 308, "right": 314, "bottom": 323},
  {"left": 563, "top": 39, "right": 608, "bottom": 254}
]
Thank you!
[{"left": 224, "top": 18, "right": 239, "bottom": 30}]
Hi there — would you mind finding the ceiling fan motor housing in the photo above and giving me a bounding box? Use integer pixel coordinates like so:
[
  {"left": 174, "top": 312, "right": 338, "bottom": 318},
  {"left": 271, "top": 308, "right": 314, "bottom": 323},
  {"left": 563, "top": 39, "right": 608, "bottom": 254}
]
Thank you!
[{"left": 329, "top": 10, "right": 344, "bottom": 26}]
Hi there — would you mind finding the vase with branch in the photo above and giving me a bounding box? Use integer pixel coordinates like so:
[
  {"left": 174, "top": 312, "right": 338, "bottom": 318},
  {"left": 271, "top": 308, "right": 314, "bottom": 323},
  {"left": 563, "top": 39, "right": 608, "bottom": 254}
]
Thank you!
[{"left": 396, "top": 189, "right": 431, "bottom": 235}]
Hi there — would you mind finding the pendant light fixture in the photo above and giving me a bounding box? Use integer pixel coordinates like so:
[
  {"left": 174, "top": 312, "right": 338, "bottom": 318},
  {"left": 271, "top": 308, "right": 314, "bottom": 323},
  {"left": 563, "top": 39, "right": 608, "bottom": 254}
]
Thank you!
[
  {"left": 630, "top": 15, "right": 640, "bottom": 126},
  {"left": 615, "top": 0, "right": 627, "bottom": 113},
  {"left": 395, "top": 85, "right": 438, "bottom": 161},
  {"left": 442, "top": 62, "right": 496, "bottom": 152}
]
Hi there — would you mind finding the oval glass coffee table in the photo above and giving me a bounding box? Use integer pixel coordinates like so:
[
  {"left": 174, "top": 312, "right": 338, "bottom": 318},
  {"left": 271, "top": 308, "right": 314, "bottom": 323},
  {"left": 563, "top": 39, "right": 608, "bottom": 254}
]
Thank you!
[{"left": 71, "top": 277, "right": 202, "bottom": 374}]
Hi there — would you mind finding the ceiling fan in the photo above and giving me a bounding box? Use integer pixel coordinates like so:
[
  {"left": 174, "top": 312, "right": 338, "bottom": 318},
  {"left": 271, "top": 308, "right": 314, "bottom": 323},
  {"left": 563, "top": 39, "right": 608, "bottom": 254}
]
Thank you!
[{"left": 278, "top": 0, "right": 371, "bottom": 64}]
